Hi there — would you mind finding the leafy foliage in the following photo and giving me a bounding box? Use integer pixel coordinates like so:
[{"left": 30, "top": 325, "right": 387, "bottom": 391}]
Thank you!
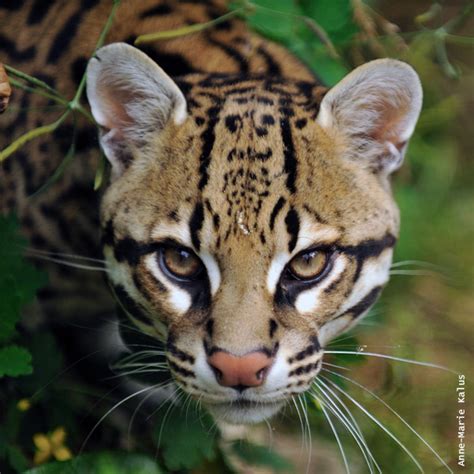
[
  {"left": 0, "top": 215, "right": 46, "bottom": 378},
  {"left": 153, "top": 403, "right": 218, "bottom": 470},
  {"left": 24, "top": 452, "right": 163, "bottom": 474}
]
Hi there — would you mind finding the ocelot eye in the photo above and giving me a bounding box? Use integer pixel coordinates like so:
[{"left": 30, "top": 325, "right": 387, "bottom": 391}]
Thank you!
[
  {"left": 159, "top": 245, "right": 204, "bottom": 281},
  {"left": 286, "top": 249, "right": 330, "bottom": 281}
]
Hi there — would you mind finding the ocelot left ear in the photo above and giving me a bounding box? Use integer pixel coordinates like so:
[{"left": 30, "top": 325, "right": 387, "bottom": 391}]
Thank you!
[
  {"left": 317, "top": 59, "right": 422, "bottom": 175},
  {"left": 86, "top": 42, "right": 187, "bottom": 178}
]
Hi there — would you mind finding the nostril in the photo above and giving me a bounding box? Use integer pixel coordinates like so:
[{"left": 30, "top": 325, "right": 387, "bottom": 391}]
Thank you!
[
  {"left": 256, "top": 367, "right": 266, "bottom": 381},
  {"left": 210, "top": 365, "right": 223, "bottom": 382}
]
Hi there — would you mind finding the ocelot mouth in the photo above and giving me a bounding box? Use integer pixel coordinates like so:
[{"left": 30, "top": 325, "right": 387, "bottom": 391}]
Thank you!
[{"left": 206, "top": 398, "right": 286, "bottom": 424}]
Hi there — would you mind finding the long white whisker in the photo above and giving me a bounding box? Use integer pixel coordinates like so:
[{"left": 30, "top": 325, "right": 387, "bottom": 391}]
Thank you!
[
  {"left": 320, "top": 375, "right": 425, "bottom": 473},
  {"left": 127, "top": 380, "right": 173, "bottom": 442},
  {"left": 389, "top": 270, "right": 439, "bottom": 277},
  {"left": 27, "top": 253, "right": 109, "bottom": 272},
  {"left": 25, "top": 247, "right": 106, "bottom": 264},
  {"left": 298, "top": 395, "right": 313, "bottom": 474},
  {"left": 312, "top": 382, "right": 380, "bottom": 474},
  {"left": 316, "top": 393, "right": 351, "bottom": 474},
  {"left": 322, "top": 362, "right": 351, "bottom": 371},
  {"left": 291, "top": 396, "right": 306, "bottom": 453},
  {"left": 322, "top": 368, "right": 453, "bottom": 473},
  {"left": 80, "top": 384, "right": 158, "bottom": 454},
  {"left": 390, "top": 260, "right": 442, "bottom": 270},
  {"left": 324, "top": 351, "right": 456, "bottom": 373}
]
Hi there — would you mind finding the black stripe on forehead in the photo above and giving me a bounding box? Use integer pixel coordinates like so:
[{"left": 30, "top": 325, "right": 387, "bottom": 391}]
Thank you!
[
  {"left": 285, "top": 207, "right": 300, "bottom": 253},
  {"left": 269, "top": 197, "right": 286, "bottom": 230},
  {"left": 280, "top": 116, "right": 297, "bottom": 194},
  {"left": 189, "top": 202, "right": 204, "bottom": 251}
]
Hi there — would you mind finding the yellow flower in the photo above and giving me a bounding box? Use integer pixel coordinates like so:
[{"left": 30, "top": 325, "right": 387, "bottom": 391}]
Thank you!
[
  {"left": 33, "top": 427, "right": 73, "bottom": 465},
  {"left": 17, "top": 398, "right": 31, "bottom": 412}
]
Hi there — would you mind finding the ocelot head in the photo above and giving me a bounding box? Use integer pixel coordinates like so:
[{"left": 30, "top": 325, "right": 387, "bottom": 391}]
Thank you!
[{"left": 86, "top": 43, "right": 422, "bottom": 424}]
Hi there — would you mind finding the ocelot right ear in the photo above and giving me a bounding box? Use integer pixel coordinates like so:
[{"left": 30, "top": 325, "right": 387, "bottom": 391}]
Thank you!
[
  {"left": 86, "top": 42, "right": 187, "bottom": 178},
  {"left": 317, "top": 59, "right": 422, "bottom": 176}
]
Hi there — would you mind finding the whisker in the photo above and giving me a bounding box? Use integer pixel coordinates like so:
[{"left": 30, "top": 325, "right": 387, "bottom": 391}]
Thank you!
[
  {"left": 322, "top": 362, "right": 350, "bottom": 371},
  {"left": 291, "top": 396, "right": 306, "bottom": 452},
  {"left": 26, "top": 253, "right": 109, "bottom": 272},
  {"left": 127, "top": 381, "right": 173, "bottom": 442},
  {"left": 316, "top": 393, "right": 351, "bottom": 474},
  {"left": 80, "top": 384, "right": 159, "bottom": 454},
  {"left": 312, "top": 382, "right": 380, "bottom": 473},
  {"left": 390, "top": 260, "right": 443, "bottom": 270},
  {"left": 25, "top": 247, "right": 106, "bottom": 264},
  {"left": 389, "top": 270, "right": 439, "bottom": 277},
  {"left": 320, "top": 375, "right": 425, "bottom": 473},
  {"left": 298, "top": 395, "right": 313, "bottom": 474},
  {"left": 324, "top": 351, "right": 456, "bottom": 373},
  {"left": 322, "top": 368, "right": 453, "bottom": 473}
]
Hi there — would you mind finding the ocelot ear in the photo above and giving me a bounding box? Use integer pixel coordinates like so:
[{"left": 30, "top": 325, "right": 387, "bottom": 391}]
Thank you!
[
  {"left": 317, "top": 59, "right": 422, "bottom": 175},
  {"left": 86, "top": 42, "right": 187, "bottom": 178}
]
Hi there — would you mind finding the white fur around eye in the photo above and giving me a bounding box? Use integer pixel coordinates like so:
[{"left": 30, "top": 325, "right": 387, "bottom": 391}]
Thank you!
[
  {"left": 199, "top": 251, "right": 220, "bottom": 295},
  {"left": 295, "top": 256, "right": 347, "bottom": 314},
  {"left": 337, "top": 248, "right": 392, "bottom": 315},
  {"left": 267, "top": 252, "right": 290, "bottom": 295},
  {"left": 144, "top": 254, "right": 191, "bottom": 314}
]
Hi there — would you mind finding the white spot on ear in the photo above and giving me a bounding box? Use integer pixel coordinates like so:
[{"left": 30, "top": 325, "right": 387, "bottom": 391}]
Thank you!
[
  {"left": 145, "top": 254, "right": 191, "bottom": 314},
  {"left": 295, "top": 256, "right": 347, "bottom": 314},
  {"left": 200, "top": 251, "right": 221, "bottom": 295},
  {"left": 267, "top": 252, "right": 290, "bottom": 295}
]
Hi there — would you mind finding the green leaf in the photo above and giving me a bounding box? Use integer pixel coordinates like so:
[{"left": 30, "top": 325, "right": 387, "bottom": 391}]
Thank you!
[
  {"left": 0, "top": 345, "right": 33, "bottom": 377},
  {"left": 232, "top": 440, "right": 293, "bottom": 472},
  {"left": 300, "top": 0, "right": 358, "bottom": 44},
  {"left": 24, "top": 451, "right": 163, "bottom": 474},
  {"left": 0, "top": 215, "right": 46, "bottom": 343},
  {"left": 7, "top": 445, "right": 29, "bottom": 472},
  {"left": 154, "top": 403, "right": 217, "bottom": 470}
]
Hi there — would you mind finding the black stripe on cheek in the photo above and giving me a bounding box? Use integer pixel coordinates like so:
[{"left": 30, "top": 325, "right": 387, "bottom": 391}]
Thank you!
[
  {"left": 280, "top": 117, "right": 297, "bottom": 193},
  {"left": 189, "top": 202, "right": 204, "bottom": 251},
  {"left": 339, "top": 286, "right": 383, "bottom": 320},
  {"left": 168, "top": 360, "right": 195, "bottom": 378},
  {"left": 113, "top": 284, "right": 153, "bottom": 324},
  {"left": 269, "top": 197, "right": 286, "bottom": 230},
  {"left": 285, "top": 207, "right": 300, "bottom": 253},
  {"left": 340, "top": 234, "right": 396, "bottom": 282}
]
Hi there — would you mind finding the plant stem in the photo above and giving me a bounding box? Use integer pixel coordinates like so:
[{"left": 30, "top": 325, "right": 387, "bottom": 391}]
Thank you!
[
  {"left": 0, "top": 111, "right": 70, "bottom": 162},
  {"left": 4, "top": 65, "right": 64, "bottom": 98},
  {"left": 134, "top": 8, "right": 245, "bottom": 44}
]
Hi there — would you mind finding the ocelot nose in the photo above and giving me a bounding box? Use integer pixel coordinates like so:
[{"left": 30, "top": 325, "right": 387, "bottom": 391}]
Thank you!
[{"left": 207, "top": 350, "right": 273, "bottom": 390}]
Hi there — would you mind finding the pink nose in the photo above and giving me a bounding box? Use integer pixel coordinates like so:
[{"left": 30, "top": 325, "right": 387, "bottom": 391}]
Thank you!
[{"left": 207, "top": 351, "right": 273, "bottom": 389}]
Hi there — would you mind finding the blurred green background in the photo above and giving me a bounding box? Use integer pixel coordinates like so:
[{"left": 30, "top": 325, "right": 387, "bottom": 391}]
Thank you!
[{"left": 0, "top": 0, "right": 472, "bottom": 473}]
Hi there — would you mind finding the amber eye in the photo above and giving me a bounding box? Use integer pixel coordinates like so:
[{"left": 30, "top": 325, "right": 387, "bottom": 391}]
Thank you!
[
  {"left": 160, "top": 246, "right": 203, "bottom": 280},
  {"left": 287, "top": 249, "right": 329, "bottom": 281}
]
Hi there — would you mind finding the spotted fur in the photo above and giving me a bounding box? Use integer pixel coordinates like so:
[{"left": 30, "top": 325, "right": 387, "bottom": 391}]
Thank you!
[{"left": 0, "top": 0, "right": 422, "bottom": 424}]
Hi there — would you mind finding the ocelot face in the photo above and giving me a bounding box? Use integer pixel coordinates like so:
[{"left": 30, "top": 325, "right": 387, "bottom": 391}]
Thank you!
[{"left": 87, "top": 44, "right": 421, "bottom": 423}]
